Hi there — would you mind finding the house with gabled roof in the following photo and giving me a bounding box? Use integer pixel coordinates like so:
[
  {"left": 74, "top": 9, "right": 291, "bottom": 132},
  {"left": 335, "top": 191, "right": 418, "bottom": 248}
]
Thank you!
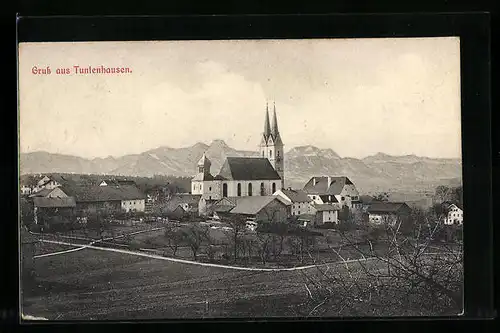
[
  {"left": 274, "top": 188, "right": 313, "bottom": 216},
  {"left": 211, "top": 195, "right": 289, "bottom": 224},
  {"left": 61, "top": 184, "right": 146, "bottom": 214},
  {"left": 310, "top": 203, "right": 340, "bottom": 225},
  {"left": 29, "top": 187, "right": 68, "bottom": 199},
  {"left": 303, "top": 176, "right": 361, "bottom": 210},
  {"left": 442, "top": 202, "right": 463, "bottom": 225},
  {"left": 367, "top": 202, "right": 412, "bottom": 227}
]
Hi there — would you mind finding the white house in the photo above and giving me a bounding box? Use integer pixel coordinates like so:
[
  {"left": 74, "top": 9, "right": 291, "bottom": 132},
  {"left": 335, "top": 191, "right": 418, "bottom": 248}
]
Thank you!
[
  {"left": 310, "top": 203, "right": 340, "bottom": 225},
  {"left": 32, "top": 176, "right": 61, "bottom": 193},
  {"left": 273, "top": 188, "right": 313, "bottom": 216},
  {"left": 303, "top": 176, "right": 361, "bottom": 210},
  {"left": 443, "top": 203, "right": 463, "bottom": 225}
]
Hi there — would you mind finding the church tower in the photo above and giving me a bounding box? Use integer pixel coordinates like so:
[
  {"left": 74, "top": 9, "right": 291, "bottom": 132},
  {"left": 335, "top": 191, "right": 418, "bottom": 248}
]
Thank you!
[
  {"left": 192, "top": 153, "right": 212, "bottom": 195},
  {"left": 259, "top": 102, "right": 285, "bottom": 190}
]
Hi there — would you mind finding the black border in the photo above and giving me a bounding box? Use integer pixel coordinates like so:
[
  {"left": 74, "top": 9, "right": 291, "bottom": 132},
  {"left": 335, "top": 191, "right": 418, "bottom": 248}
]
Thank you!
[{"left": 5, "top": 12, "right": 494, "bottom": 332}]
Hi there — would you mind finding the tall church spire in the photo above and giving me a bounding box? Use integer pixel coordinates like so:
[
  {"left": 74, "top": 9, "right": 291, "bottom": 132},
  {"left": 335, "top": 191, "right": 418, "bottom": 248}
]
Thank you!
[
  {"left": 271, "top": 101, "right": 283, "bottom": 145},
  {"left": 263, "top": 102, "right": 271, "bottom": 140}
]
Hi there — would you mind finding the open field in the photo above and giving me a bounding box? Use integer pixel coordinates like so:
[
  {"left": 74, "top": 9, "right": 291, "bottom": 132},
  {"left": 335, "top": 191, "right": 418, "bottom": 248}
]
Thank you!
[
  {"left": 22, "top": 236, "right": 462, "bottom": 320},
  {"left": 23, "top": 248, "right": 314, "bottom": 319}
]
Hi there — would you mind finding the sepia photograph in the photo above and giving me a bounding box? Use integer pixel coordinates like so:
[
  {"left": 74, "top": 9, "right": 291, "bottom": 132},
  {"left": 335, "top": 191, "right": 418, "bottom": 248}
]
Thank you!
[{"left": 18, "top": 38, "right": 464, "bottom": 320}]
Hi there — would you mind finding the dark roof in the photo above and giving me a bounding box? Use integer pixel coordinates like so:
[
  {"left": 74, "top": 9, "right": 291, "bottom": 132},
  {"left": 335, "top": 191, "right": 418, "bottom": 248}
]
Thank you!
[
  {"left": 170, "top": 194, "right": 202, "bottom": 205},
  {"left": 165, "top": 194, "right": 201, "bottom": 211},
  {"left": 29, "top": 188, "right": 53, "bottom": 198},
  {"left": 192, "top": 173, "right": 215, "bottom": 181},
  {"left": 229, "top": 196, "right": 284, "bottom": 215},
  {"left": 61, "top": 185, "right": 146, "bottom": 202},
  {"left": 297, "top": 214, "right": 315, "bottom": 221},
  {"left": 279, "top": 189, "right": 312, "bottom": 203},
  {"left": 359, "top": 195, "right": 374, "bottom": 204},
  {"left": 217, "top": 157, "right": 281, "bottom": 181},
  {"left": 367, "top": 202, "right": 411, "bottom": 214},
  {"left": 313, "top": 203, "right": 340, "bottom": 212},
  {"left": 100, "top": 179, "right": 136, "bottom": 186},
  {"left": 443, "top": 202, "right": 463, "bottom": 211},
  {"left": 303, "top": 176, "right": 354, "bottom": 195},
  {"left": 318, "top": 194, "right": 339, "bottom": 203},
  {"left": 33, "top": 197, "right": 76, "bottom": 208}
]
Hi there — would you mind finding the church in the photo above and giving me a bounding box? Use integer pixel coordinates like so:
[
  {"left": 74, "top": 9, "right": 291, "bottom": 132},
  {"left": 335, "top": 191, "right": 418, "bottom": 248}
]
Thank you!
[{"left": 191, "top": 102, "right": 285, "bottom": 201}]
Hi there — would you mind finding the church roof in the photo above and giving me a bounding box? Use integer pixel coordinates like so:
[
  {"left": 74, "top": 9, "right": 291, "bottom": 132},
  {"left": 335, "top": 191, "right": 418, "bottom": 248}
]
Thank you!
[
  {"left": 271, "top": 103, "right": 283, "bottom": 145},
  {"left": 217, "top": 157, "right": 281, "bottom": 181},
  {"left": 303, "top": 176, "right": 354, "bottom": 195},
  {"left": 197, "top": 153, "right": 211, "bottom": 167},
  {"left": 263, "top": 104, "right": 272, "bottom": 140},
  {"left": 192, "top": 173, "right": 214, "bottom": 181}
]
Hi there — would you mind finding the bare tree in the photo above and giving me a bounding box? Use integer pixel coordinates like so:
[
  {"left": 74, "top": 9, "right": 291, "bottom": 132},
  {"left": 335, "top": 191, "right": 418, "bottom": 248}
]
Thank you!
[
  {"left": 221, "top": 214, "right": 247, "bottom": 261},
  {"left": 164, "top": 225, "right": 183, "bottom": 256},
  {"left": 182, "top": 224, "right": 210, "bottom": 261},
  {"left": 299, "top": 207, "right": 463, "bottom": 316}
]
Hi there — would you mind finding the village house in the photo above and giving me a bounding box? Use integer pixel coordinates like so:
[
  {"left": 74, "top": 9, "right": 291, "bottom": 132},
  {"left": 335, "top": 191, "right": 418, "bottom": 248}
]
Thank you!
[
  {"left": 303, "top": 176, "right": 361, "bottom": 210},
  {"left": 366, "top": 202, "right": 412, "bottom": 227},
  {"left": 21, "top": 185, "right": 33, "bottom": 196},
  {"left": 32, "top": 175, "right": 62, "bottom": 193},
  {"left": 164, "top": 194, "right": 202, "bottom": 216},
  {"left": 273, "top": 188, "right": 313, "bottom": 216},
  {"left": 212, "top": 196, "right": 289, "bottom": 224},
  {"left": 310, "top": 203, "right": 340, "bottom": 225},
  {"left": 442, "top": 203, "right": 463, "bottom": 225}
]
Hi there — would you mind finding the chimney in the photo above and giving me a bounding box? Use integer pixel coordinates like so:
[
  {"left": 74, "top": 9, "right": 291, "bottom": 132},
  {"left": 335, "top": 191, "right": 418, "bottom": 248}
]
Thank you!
[
  {"left": 328, "top": 176, "right": 331, "bottom": 187},
  {"left": 313, "top": 177, "right": 316, "bottom": 186}
]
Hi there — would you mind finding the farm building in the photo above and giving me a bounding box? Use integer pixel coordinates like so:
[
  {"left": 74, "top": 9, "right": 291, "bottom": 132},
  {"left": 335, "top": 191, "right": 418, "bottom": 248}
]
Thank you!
[
  {"left": 367, "top": 202, "right": 412, "bottom": 227},
  {"left": 29, "top": 187, "right": 68, "bottom": 199},
  {"left": 212, "top": 196, "right": 289, "bottom": 223},
  {"left": 164, "top": 194, "right": 202, "bottom": 214},
  {"left": 60, "top": 184, "right": 146, "bottom": 214},
  {"left": 273, "top": 188, "right": 312, "bottom": 216},
  {"left": 33, "top": 197, "right": 77, "bottom": 226}
]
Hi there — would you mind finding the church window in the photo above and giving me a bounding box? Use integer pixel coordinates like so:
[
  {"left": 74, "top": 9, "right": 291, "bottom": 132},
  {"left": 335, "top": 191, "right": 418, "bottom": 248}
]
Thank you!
[
  {"left": 270, "top": 149, "right": 272, "bottom": 156},
  {"left": 248, "top": 183, "right": 253, "bottom": 196},
  {"left": 272, "top": 182, "right": 276, "bottom": 193},
  {"left": 237, "top": 183, "right": 241, "bottom": 196},
  {"left": 223, "top": 183, "right": 228, "bottom": 197},
  {"left": 262, "top": 151, "right": 264, "bottom": 157},
  {"left": 260, "top": 183, "right": 265, "bottom": 196},
  {"left": 209, "top": 187, "right": 212, "bottom": 191}
]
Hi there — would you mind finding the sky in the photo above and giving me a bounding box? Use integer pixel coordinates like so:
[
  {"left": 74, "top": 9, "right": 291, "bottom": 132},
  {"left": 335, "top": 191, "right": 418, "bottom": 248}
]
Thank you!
[{"left": 18, "top": 38, "right": 462, "bottom": 159}]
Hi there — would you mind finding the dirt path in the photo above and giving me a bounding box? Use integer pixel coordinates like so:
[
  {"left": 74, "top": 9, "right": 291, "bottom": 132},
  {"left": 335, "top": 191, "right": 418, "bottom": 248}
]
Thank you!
[
  {"left": 37, "top": 238, "right": 380, "bottom": 272},
  {"left": 32, "top": 227, "right": 165, "bottom": 259}
]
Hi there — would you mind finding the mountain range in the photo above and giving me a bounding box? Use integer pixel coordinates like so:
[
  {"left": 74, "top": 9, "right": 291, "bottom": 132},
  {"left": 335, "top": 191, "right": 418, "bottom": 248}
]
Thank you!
[{"left": 19, "top": 140, "right": 462, "bottom": 193}]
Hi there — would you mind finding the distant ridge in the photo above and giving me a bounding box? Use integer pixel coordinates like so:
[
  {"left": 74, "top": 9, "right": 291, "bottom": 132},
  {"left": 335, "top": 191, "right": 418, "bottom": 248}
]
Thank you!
[{"left": 20, "top": 140, "right": 462, "bottom": 193}]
